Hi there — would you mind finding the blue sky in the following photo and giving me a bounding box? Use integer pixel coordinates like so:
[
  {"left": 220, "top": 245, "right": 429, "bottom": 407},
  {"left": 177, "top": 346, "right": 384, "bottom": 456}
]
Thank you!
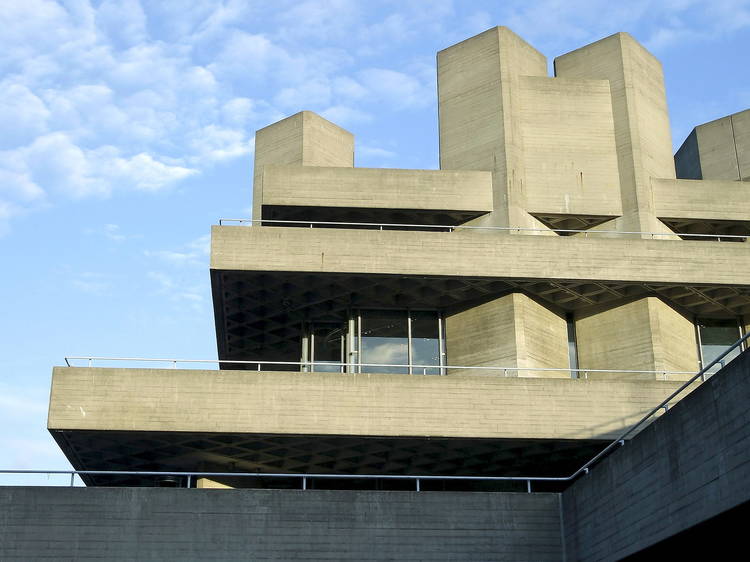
[{"left": 1, "top": 0, "right": 749, "bottom": 479}]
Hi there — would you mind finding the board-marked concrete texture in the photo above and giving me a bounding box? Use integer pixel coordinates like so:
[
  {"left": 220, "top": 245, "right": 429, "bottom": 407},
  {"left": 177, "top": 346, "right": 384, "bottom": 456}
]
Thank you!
[
  {"left": 562, "top": 346, "right": 750, "bottom": 560},
  {"left": 0, "top": 488, "right": 563, "bottom": 561}
]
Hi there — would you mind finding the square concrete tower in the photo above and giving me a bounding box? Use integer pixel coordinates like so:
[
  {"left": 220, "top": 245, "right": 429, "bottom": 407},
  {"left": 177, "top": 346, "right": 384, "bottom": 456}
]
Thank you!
[
  {"left": 555, "top": 33, "right": 676, "bottom": 235},
  {"left": 253, "top": 111, "right": 354, "bottom": 220}
]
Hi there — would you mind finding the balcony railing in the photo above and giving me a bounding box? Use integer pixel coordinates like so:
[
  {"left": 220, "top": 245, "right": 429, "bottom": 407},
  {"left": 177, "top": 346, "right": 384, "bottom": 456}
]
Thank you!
[
  {"left": 9, "top": 332, "right": 749, "bottom": 491},
  {"left": 62, "top": 356, "right": 702, "bottom": 380},
  {"left": 217, "top": 218, "right": 748, "bottom": 241}
]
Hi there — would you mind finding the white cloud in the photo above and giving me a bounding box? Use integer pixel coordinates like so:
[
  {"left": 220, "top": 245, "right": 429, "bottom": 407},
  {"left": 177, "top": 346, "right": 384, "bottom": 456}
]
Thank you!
[
  {"left": 358, "top": 145, "right": 397, "bottom": 160},
  {"left": 147, "top": 270, "right": 205, "bottom": 308},
  {"left": 103, "top": 151, "right": 197, "bottom": 191},
  {"left": 187, "top": 125, "right": 252, "bottom": 164},
  {"left": 275, "top": 0, "right": 361, "bottom": 42},
  {"left": 320, "top": 105, "right": 372, "bottom": 125},
  {"left": 145, "top": 234, "right": 210, "bottom": 266},
  {"left": 274, "top": 79, "right": 333, "bottom": 110},
  {"left": 95, "top": 0, "right": 148, "bottom": 48},
  {"left": 71, "top": 272, "right": 111, "bottom": 295},
  {"left": 0, "top": 83, "right": 50, "bottom": 148},
  {"left": 357, "top": 68, "right": 431, "bottom": 109}
]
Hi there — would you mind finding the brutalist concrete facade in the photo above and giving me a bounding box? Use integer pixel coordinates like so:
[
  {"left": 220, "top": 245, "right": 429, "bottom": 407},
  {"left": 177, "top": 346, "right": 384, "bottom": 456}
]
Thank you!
[{"left": 48, "top": 25, "right": 748, "bottom": 501}]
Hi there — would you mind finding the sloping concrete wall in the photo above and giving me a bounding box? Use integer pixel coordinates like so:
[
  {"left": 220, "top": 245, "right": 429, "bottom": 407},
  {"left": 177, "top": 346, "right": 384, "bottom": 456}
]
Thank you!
[
  {"left": 562, "top": 348, "right": 750, "bottom": 560},
  {"left": 0, "top": 488, "right": 562, "bottom": 561}
]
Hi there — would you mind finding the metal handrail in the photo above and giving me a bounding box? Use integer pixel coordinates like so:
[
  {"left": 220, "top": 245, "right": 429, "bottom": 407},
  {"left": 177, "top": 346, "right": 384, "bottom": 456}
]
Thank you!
[
  {"left": 16, "top": 334, "right": 745, "bottom": 491},
  {"left": 566, "top": 330, "right": 750, "bottom": 480},
  {"left": 62, "top": 356, "right": 697, "bottom": 379},
  {"left": 218, "top": 218, "right": 748, "bottom": 240},
  {"left": 0, "top": 469, "right": 561, "bottom": 492}
]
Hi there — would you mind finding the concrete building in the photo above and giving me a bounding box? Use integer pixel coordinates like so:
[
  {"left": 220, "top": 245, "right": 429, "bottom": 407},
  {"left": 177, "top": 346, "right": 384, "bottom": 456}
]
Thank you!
[{"left": 25, "top": 26, "right": 750, "bottom": 559}]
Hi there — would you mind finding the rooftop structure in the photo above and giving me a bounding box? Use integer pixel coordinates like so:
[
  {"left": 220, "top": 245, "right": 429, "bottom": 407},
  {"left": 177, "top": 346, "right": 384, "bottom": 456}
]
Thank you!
[{"left": 47, "top": 27, "right": 749, "bottom": 494}]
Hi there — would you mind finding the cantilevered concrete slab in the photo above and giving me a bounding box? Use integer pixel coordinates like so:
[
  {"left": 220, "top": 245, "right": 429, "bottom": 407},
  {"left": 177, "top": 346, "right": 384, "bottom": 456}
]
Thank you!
[
  {"left": 49, "top": 367, "right": 688, "bottom": 441},
  {"left": 652, "top": 178, "right": 750, "bottom": 221},
  {"left": 49, "top": 366, "right": 692, "bottom": 481},
  {"left": 652, "top": 177, "right": 750, "bottom": 236},
  {"left": 257, "top": 165, "right": 493, "bottom": 225},
  {"left": 210, "top": 225, "right": 750, "bottom": 289}
]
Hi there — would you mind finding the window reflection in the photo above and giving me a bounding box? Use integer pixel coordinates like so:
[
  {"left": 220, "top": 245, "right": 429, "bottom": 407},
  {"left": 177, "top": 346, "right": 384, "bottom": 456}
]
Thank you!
[
  {"left": 361, "top": 310, "right": 409, "bottom": 373},
  {"left": 697, "top": 318, "right": 743, "bottom": 374},
  {"left": 309, "top": 323, "right": 345, "bottom": 372},
  {"left": 410, "top": 311, "right": 441, "bottom": 374},
  {"left": 304, "top": 310, "right": 445, "bottom": 375}
]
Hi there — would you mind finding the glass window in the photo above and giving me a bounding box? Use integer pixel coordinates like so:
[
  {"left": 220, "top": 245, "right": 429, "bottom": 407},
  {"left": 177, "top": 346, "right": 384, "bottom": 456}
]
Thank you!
[
  {"left": 697, "top": 318, "right": 743, "bottom": 374},
  {"left": 309, "top": 323, "right": 346, "bottom": 372},
  {"left": 303, "top": 310, "right": 445, "bottom": 375},
  {"left": 410, "top": 311, "right": 442, "bottom": 375},
  {"left": 360, "top": 310, "right": 409, "bottom": 373},
  {"left": 566, "top": 314, "right": 579, "bottom": 378}
]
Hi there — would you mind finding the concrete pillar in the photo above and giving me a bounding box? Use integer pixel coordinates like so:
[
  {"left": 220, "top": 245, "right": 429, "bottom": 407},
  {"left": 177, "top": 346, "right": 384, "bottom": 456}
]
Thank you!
[
  {"left": 554, "top": 33, "right": 676, "bottom": 237},
  {"left": 253, "top": 111, "right": 354, "bottom": 219},
  {"left": 445, "top": 293, "right": 569, "bottom": 377},
  {"left": 437, "top": 27, "right": 548, "bottom": 231},
  {"left": 575, "top": 297, "right": 699, "bottom": 380}
]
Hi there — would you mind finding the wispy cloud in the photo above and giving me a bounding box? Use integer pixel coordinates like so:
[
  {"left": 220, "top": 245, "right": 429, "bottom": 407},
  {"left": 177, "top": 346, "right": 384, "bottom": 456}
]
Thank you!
[
  {"left": 70, "top": 272, "right": 111, "bottom": 295},
  {"left": 2, "top": 0, "right": 748, "bottom": 236},
  {"left": 145, "top": 234, "right": 210, "bottom": 267}
]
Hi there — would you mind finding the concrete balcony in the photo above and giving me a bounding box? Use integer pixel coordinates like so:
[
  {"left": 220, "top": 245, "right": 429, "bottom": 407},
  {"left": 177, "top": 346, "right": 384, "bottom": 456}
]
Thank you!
[
  {"left": 652, "top": 178, "right": 750, "bottom": 237},
  {"left": 257, "top": 165, "right": 493, "bottom": 225},
  {"left": 210, "top": 224, "right": 750, "bottom": 288},
  {"left": 48, "top": 366, "right": 689, "bottom": 479}
]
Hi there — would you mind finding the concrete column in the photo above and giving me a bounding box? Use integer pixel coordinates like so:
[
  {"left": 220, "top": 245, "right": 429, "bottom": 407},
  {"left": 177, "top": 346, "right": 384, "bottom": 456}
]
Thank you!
[
  {"left": 253, "top": 111, "right": 354, "bottom": 219},
  {"left": 437, "top": 27, "right": 548, "bottom": 231},
  {"left": 445, "top": 293, "right": 569, "bottom": 377},
  {"left": 575, "top": 297, "right": 699, "bottom": 380},
  {"left": 554, "top": 33, "right": 676, "bottom": 237}
]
